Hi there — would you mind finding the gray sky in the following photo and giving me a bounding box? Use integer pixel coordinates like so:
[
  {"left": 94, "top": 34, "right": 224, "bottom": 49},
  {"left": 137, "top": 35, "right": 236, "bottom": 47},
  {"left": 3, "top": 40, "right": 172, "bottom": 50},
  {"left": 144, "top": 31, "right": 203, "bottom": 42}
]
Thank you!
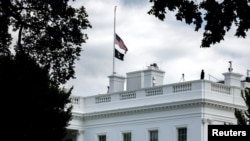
[{"left": 66, "top": 0, "right": 250, "bottom": 96}]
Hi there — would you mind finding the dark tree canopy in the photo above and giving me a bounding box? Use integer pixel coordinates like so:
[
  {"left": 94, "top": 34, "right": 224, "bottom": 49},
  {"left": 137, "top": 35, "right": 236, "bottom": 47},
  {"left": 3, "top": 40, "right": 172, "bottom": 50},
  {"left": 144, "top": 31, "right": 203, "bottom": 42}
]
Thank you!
[
  {"left": 1, "top": 54, "right": 73, "bottom": 141},
  {"left": 0, "top": 0, "right": 92, "bottom": 85},
  {"left": 148, "top": 0, "right": 250, "bottom": 47},
  {"left": 235, "top": 87, "right": 250, "bottom": 125}
]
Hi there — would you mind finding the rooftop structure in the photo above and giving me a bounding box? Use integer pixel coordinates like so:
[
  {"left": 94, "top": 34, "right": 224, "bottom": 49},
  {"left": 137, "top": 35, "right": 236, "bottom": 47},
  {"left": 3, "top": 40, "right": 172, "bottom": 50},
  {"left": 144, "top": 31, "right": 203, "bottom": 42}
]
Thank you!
[{"left": 64, "top": 63, "right": 249, "bottom": 141}]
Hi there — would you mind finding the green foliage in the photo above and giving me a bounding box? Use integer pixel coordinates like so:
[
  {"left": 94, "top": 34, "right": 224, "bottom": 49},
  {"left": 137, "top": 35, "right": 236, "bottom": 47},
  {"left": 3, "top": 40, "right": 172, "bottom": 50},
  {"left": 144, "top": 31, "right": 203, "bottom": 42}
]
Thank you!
[
  {"left": 0, "top": 54, "right": 73, "bottom": 141},
  {"left": 148, "top": 0, "right": 250, "bottom": 47},
  {"left": 0, "top": 1, "right": 89, "bottom": 140},
  {"left": 234, "top": 87, "right": 250, "bottom": 125},
  {"left": 0, "top": 0, "right": 92, "bottom": 85}
]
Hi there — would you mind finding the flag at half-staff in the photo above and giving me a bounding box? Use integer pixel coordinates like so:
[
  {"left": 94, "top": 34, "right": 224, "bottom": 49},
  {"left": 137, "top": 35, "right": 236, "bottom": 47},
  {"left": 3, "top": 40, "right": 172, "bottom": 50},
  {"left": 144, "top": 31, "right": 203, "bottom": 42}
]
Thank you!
[
  {"left": 114, "top": 33, "right": 128, "bottom": 61},
  {"left": 115, "top": 33, "right": 128, "bottom": 54},
  {"left": 112, "top": 6, "right": 129, "bottom": 74}
]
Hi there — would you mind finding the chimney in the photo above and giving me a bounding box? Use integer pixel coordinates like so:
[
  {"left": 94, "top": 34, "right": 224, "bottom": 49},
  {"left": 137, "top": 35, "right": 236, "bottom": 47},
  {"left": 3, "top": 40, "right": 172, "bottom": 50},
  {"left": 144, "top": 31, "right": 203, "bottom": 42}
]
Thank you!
[
  {"left": 143, "top": 63, "right": 165, "bottom": 88},
  {"left": 126, "top": 63, "right": 165, "bottom": 91},
  {"left": 126, "top": 70, "right": 144, "bottom": 91},
  {"left": 222, "top": 61, "right": 242, "bottom": 87},
  {"left": 223, "top": 72, "right": 242, "bottom": 87},
  {"left": 108, "top": 73, "right": 125, "bottom": 93}
]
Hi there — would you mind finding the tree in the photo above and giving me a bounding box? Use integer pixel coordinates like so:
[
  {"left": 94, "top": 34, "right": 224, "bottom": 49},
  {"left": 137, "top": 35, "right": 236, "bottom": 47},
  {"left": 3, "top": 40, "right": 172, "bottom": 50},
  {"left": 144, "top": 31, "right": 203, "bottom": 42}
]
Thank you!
[
  {"left": 0, "top": 53, "right": 73, "bottom": 141},
  {"left": 0, "top": 0, "right": 92, "bottom": 85},
  {"left": 234, "top": 87, "right": 250, "bottom": 125},
  {"left": 0, "top": 0, "right": 91, "bottom": 140},
  {"left": 148, "top": 0, "right": 250, "bottom": 47}
]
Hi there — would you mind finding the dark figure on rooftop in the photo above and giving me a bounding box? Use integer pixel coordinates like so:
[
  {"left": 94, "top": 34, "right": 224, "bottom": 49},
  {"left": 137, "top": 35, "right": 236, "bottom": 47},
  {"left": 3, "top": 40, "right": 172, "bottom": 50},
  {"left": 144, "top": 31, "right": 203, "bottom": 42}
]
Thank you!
[{"left": 200, "top": 69, "right": 205, "bottom": 80}]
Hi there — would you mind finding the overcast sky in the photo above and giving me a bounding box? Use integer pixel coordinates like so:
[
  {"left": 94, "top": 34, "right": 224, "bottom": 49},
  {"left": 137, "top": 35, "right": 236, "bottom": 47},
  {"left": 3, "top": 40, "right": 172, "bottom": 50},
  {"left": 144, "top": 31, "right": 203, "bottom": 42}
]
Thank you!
[{"left": 65, "top": 0, "right": 250, "bottom": 96}]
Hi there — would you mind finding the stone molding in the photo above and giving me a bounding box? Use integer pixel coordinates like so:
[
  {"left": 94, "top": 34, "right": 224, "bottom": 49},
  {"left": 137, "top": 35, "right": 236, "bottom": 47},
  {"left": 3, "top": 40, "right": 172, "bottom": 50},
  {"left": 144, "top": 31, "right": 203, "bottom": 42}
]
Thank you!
[{"left": 72, "top": 99, "right": 245, "bottom": 120}]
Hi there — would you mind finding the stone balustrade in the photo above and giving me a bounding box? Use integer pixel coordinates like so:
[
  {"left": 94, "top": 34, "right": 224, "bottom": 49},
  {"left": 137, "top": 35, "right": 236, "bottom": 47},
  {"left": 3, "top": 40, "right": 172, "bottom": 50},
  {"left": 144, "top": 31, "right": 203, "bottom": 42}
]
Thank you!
[{"left": 70, "top": 80, "right": 245, "bottom": 113}]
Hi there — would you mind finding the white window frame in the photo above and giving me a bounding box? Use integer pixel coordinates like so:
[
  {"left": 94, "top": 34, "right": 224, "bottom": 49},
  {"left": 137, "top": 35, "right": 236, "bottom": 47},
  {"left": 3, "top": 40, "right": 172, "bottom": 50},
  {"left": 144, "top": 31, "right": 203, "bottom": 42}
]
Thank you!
[
  {"left": 96, "top": 133, "right": 107, "bottom": 141},
  {"left": 121, "top": 131, "right": 132, "bottom": 141},
  {"left": 176, "top": 127, "right": 187, "bottom": 141},
  {"left": 148, "top": 128, "right": 159, "bottom": 141}
]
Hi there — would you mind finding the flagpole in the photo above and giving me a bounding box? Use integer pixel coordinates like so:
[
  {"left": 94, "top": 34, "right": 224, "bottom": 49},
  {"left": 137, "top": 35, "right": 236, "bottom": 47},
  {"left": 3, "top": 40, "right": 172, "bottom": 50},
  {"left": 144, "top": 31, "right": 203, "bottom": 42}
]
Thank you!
[{"left": 113, "top": 5, "right": 117, "bottom": 74}]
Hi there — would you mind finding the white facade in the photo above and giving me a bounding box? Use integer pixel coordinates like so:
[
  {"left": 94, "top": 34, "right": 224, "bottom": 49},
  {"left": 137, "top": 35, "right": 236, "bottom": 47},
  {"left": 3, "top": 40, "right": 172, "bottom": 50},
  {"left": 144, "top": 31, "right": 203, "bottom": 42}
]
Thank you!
[{"left": 64, "top": 65, "right": 250, "bottom": 141}]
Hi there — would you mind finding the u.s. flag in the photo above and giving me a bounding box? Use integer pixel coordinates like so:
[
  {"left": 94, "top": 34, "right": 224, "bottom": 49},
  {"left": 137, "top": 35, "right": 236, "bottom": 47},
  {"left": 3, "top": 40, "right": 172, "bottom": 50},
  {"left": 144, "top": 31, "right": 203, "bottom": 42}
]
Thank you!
[{"left": 115, "top": 33, "right": 128, "bottom": 53}]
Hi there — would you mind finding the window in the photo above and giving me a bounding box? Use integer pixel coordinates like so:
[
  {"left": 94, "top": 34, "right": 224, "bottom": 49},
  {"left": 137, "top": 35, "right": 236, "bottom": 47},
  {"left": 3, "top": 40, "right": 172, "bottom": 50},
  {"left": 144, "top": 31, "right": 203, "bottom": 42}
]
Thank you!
[
  {"left": 177, "top": 127, "right": 187, "bottom": 141},
  {"left": 123, "top": 132, "right": 131, "bottom": 141},
  {"left": 149, "top": 130, "right": 158, "bottom": 141},
  {"left": 98, "top": 135, "right": 106, "bottom": 141}
]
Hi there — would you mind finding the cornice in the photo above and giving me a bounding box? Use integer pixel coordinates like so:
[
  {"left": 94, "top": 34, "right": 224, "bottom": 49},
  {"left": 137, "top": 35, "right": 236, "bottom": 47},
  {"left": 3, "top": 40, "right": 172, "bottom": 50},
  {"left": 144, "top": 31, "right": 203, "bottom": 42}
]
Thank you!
[
  {"left": 203, "top": 99, "right": 246, "bottom": 110},
  {"left": 83, "top": 102, "right": 200, "bottom": 120},
  {"left": 70, "top": 99, "right": 245, "bottom": 120},
  {"left": 72, "top": 114, "right": 84, "bottom": 120}
]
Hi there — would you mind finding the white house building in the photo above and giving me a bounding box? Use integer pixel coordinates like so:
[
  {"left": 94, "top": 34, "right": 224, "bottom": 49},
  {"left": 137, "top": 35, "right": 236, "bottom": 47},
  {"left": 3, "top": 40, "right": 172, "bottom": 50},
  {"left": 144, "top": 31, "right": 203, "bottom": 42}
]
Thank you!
[{"left": 64, "top": 63, "right": 250, "bottom": 141}]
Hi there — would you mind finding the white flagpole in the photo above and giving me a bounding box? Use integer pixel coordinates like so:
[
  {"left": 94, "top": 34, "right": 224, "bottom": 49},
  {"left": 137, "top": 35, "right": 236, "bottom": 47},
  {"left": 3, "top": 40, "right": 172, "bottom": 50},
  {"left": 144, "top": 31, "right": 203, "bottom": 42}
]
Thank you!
[{"left": 113, "top": 5, "right": 117, "bottom": 74}]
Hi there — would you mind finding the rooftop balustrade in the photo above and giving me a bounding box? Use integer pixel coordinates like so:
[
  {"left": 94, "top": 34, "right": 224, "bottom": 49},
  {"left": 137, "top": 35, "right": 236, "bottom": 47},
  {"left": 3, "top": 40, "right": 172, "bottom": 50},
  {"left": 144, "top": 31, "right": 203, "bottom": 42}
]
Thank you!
[{"left": 70, "top": 80, "right": 246, "bottom": 114}]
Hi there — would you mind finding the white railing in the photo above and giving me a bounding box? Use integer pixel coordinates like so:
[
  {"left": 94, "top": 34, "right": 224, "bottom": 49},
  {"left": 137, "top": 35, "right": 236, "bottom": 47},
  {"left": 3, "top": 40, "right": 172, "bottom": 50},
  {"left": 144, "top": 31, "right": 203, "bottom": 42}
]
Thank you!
[
  {"left": 95, "top": 95, "right": 111, "bottom": 103},
  {"left": 145, "top": 87, "right": 163, "bottom": 96},
  {"left": 70, "top": 80, "right": 244, "bottom": 112},
  {"left": 71, "top": 97, "right": 80, "bottom": 105},
  {"left": 120, "top": 91, "right": 136, "bottom": 100},
  {"left": 173, "top": 83, "right": 192, "bottom": 93},
  {"left": 211, "top": 83, "right": 231, "bottom": 94}
]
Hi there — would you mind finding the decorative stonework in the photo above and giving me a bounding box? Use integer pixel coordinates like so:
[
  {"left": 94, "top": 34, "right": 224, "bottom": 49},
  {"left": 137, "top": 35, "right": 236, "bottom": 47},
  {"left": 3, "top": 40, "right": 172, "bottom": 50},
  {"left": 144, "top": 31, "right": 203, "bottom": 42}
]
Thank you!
[
  {"left": 173, "top": 83, "right": 192, "bottom": 93},
  {"left": 71, "top": 97, "right": 80, "bottom": 105},
  {"left": 79, "top": 100, "right": 238, "bottom": 120},
  {"left": 72, "top": 115, "right": 84, "bottom": 120},
  {"left": 211, "top": 83, "right": 231, "bottom": 94},
  {"left": 120, "top": 91, "right": 136, "bottom": 100},
  {"left": 145, "top": 87, "right": 163, "bottom": 96},
  {"left": 95, "top": 95, "right": 111, "bottom": 103}
]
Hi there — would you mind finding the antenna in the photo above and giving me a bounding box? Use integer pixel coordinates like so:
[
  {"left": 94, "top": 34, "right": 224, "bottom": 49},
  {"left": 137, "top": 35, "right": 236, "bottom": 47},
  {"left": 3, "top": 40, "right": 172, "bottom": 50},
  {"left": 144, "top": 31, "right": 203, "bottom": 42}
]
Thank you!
[
  {"left": 228, "top": 61, "right": 233, "bottom": 72},
  {"left": 179, "top": 73, "right": 185, "bottom": 82}
]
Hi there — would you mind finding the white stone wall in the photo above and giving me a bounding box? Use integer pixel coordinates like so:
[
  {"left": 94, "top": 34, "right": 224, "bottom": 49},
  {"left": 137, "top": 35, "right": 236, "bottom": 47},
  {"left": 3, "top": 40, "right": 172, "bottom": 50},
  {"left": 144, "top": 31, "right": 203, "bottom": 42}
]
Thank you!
[
  {"left": 67, "top": 70, "right": 249, "bottom": 141},
  {"left": 83, "top": 107, "right": 202, "bottom": 141}
]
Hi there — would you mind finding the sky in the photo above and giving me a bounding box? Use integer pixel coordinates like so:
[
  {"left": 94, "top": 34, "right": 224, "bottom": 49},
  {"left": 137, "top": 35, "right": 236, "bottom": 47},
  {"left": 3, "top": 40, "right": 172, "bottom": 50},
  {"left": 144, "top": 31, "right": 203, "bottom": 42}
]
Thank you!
[{"left": 65, "top": 0, "right": 250, "bottom": 96}]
